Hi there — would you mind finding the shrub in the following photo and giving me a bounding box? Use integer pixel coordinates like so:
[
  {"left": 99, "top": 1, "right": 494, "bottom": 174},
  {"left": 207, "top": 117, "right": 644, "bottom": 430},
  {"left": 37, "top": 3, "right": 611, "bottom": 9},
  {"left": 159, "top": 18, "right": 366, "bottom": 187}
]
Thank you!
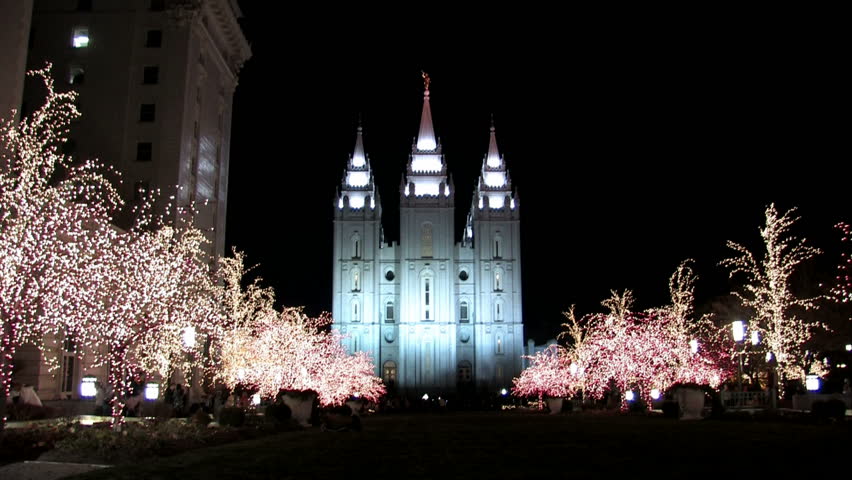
[
  {"left": 812, "top": 400, "right": 846, "bottom": 420},
  {"left": 218, "top": 407, "right": 246, "bottom": 427},
  {"left": 264, "top": 404, "right": 292, "bottom": 424},
  {"left": 191, "top": 409, "right": 212, "bottom": 427}
]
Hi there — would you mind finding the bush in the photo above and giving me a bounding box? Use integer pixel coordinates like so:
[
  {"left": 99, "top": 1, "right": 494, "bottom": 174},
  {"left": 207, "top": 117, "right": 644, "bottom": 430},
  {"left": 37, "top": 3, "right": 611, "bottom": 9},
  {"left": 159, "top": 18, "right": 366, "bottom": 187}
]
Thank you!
[
  {"left": 191, "top": 409, "right": 212, "bottom": 427},
  {"left": 264, "top": 404, "right": 292, "bottom": 424},
  {"left": 6, "top": 403, "right": 54, "bottom": 421},
  {"left": 661, "top": 401, "right": 679, "bottom": 418},
  {"left": 218, "top": 407, "right": 246, "bottom": 427},
  {"left": 812, "top": 400, "right": 846, "bottom": 420}
]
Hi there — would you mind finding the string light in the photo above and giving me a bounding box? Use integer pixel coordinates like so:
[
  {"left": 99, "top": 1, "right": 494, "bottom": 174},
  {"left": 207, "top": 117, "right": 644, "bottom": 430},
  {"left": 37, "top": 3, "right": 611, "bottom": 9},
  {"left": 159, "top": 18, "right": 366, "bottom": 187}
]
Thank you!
[{"left": 720, "top": 204, "right": 824, "bottom": 394}]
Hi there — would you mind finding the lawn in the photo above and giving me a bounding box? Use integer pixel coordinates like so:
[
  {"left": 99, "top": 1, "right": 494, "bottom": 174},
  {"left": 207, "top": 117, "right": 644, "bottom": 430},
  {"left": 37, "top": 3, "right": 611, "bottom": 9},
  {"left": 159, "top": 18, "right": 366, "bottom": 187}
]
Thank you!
[{"left": 67, "top": 412, "right": 850, "bottom": 478}]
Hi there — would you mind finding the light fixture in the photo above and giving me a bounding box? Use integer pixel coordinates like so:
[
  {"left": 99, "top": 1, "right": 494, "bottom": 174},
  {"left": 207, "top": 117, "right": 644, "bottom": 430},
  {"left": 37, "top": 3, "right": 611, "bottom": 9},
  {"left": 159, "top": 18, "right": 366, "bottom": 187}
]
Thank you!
[
  {"left": 145, "top": 382, "right": 159, "bottom": 400},
  {"left": 182, "top": 326, "right": 196, "bottom": 348},
  {"left": 80, "top": 376, "right": 97, "bottom": 398},
  {"left": 689, "top": 339, "right": 699, "bottom": 353},
  {"left": 732, "top": 321, "right": 745, "bottom": 342},
  {"left": 751, "top": 331, "right": 760, "bottom": 345},
  {"left": 625, "top": 391, "right": 635, "bottom": 402},
  {"left": 650, "top": 389, "right": 661, "bottom": 400},
  {"left": 805, "top": 375, "right": 820, "bottom": 392}
]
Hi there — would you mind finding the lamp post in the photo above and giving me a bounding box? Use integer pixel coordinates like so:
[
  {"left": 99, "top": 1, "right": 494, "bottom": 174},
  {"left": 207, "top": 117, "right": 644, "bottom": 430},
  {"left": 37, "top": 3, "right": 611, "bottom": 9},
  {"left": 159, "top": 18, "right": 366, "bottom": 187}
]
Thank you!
[{"left": 732, "top": 321, "right": 745, "bottom": 393}]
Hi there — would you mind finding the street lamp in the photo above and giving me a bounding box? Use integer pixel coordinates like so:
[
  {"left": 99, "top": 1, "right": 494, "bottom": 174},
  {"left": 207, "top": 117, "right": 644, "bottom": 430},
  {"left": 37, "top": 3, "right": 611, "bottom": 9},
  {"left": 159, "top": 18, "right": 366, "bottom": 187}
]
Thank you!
[{"left": 732, "top": 321, "right": 745, "bottom": 392}]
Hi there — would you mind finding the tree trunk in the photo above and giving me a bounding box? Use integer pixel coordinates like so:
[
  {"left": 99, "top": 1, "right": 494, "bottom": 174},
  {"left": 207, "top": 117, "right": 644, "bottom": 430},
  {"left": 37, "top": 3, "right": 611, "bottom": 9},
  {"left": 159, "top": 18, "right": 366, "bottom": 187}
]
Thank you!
[{"left": 0, "top": 320, "right": 15, "bottom": 431}]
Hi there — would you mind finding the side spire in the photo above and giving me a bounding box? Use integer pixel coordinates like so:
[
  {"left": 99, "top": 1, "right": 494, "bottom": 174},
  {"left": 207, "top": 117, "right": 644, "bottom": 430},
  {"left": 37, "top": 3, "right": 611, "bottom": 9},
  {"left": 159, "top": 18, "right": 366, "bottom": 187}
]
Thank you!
[
  {"left": 486, "top": 115, "right": 501, "bottom": 168},
  {"left": 416, "top": 71, "right": 437, "bottom": 151}
]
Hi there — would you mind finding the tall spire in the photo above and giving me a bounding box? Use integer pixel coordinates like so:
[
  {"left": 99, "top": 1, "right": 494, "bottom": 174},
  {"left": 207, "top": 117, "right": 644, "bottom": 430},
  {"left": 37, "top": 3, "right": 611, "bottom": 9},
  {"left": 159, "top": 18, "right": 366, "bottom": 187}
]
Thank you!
[
  {"left": 352, "top": 120, "right": 366, "bottom": 167},
  {"left": 416, "top": 71, "right": 437, "bottom": 151}
]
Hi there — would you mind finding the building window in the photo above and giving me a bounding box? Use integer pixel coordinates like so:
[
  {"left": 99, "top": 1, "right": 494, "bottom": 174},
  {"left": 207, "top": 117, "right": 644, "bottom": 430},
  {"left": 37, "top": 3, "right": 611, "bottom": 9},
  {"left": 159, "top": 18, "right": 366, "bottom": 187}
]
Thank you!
[
  {"left": 149, "top": 0, "right": 165, "bottom": 11},
  {"left": 496, "top": 333, "right": 504, "bottom": 355},
  {"left": 68, "top": 65, "right": 85, "bottom": 85},
  {"left": 383, "top": 361, "right": 397, "bottom": 386},
  {"left": 459, "top": 301, "right": 469, "bottom": 323},
  {"left": 421, "top": 274, "right": 434, "bottom": 321},
  {"left": 457, "top": 361, "right": 472, "bottom": 383},
  {"left": 61, "top": 335, "right": 77, "bottom": 397},
  {"left": 495, "top": 299, "right": 504, "bottom": 322},
  {"left": 133, "top": 181, "right": 149, "bottom": 201},
  {"left": 421, "top": 223, "right": 433, "bottom": 258},
  {"left": 352, "top": 233, "right": 361, "bottom": 259},
  {"left": 385, "top": 270, "right": 395, "bottom": 282},
  {"left": 496, "top": 364, "right": 505, "bottom": 384},
  {"left": 494, "top": 234, "right": 503, "bottom": 259},
  {"left": 352, "top": 299, "right": 360, "bottom": 322},
  {"left": 136, "top": 142, "right": 152, "bottom": 162},
  {"left": 143, "top": 66, "right": 159, "bottom": 84},
  {"left": 494, "top": 270, "right": 503, "bottom": 292},
  {"left": 72, "top": 27, "right": 89, "bottom": 48},
  {"left": 352, "top": 334, "right": 359, "bottom": 352},
  {"left": 351, "top": 269, "right": 360, "bottom": 292},
  {"left": 145, "top": 30, "right": 162, "bottom": 48},
  {"left": 385, "top": 301, "right": 394, "bottom": 323},
  {"left": 139, "top": 104, "right": 155, "bottom": 122},
  {"left": 77, "top": 0, "right": 92, "bottom": 11}
]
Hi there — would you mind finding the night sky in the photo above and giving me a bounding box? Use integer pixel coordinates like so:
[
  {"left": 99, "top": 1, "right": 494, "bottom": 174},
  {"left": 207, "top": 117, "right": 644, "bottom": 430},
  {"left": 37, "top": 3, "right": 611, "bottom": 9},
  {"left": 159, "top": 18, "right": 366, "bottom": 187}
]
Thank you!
[{"left": 225, "top": 9, "right": 848, "bottom": 343}]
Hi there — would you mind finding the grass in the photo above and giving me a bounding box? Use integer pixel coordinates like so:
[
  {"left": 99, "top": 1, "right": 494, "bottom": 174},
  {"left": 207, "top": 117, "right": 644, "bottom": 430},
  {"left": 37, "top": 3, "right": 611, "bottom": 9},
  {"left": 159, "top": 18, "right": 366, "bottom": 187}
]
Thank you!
[{"left": 67, "top": 412, "right": 850, "bottom": 478}]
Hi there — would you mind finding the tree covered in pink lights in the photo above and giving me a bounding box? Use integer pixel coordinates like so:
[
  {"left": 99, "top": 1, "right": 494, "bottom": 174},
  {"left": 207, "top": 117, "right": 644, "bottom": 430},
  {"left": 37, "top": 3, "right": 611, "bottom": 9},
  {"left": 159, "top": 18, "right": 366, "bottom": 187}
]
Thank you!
[
  {"left": 512, "top": 262, "right": 732, "bottom": 409},
  {"left": 0, "top": 65, "right": 121, "bottom": 428},
  {"left": 512, "top": 345, "right": 574, "bottom": 401}
]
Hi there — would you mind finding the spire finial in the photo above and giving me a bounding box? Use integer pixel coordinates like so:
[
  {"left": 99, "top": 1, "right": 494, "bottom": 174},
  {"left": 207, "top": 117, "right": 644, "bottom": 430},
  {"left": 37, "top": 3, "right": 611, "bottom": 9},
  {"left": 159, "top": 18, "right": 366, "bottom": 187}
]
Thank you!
[
  {"left": 421, "top": 70, "right": 431, "bottom": 95},
  {"left": 490, "top": 113, "right": 495, "bottom": 132},
  {"left": 357, "top": 113, "right": 363, "bottom": 133}
]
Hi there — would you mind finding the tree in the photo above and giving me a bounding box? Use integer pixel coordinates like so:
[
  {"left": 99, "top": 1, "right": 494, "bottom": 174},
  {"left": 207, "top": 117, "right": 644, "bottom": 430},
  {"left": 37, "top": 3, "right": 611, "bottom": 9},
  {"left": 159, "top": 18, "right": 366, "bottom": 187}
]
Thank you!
[
  {"left": 513, "top": 262, "right": 731, "bottom": 410},
  {"left": 512, "top": 345, "right": 575, "bottom": 402},
  {"left": 216, "top": 308, "right": 384, "bottom": 406},
  {"left": 830, "top": 222, "right": 851, "bottom": 309},
  {"left": 212, "top": 253, "right": 384, "bottom": 407},
  {"left": 720, "top": 203, "right": 824, "bottom": 396},
  {"left": 71, "top": 207, "right": 221, "bottom": 427},
  {"left": 0, "top": 64, "right": 120, "bottom": 429}
]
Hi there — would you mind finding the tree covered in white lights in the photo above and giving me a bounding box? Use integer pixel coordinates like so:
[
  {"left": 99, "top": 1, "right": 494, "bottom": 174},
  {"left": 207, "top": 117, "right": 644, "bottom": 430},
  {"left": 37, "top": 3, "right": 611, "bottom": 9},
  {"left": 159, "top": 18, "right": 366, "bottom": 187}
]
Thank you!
[
  {"left": 212, "top": 254, "right": 384, "bottom": 407},
  {"left": 720, "top": 204, "right": 824, "bottom": 393},
  {"left": 70, "top": 208, "right": 221, "bottom": 426},
  {"left": 0, "top": 65, "right": 121, "bottom": 429},
  {"left": 830, "top": 222, "right": 851, "bottom": 309}
]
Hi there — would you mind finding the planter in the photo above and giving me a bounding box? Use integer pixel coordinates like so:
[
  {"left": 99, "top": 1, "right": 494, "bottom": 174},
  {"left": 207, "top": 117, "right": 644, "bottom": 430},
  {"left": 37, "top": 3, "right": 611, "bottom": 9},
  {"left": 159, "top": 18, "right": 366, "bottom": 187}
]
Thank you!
[
  {"left": 545, "top": 397, "right": 563, "bottom": 415},
  {"left": 282, "top": 391, "right": 317, "bottom": 426},
  {"left": 673, "top": 387, "right": 704, "bottom": 420},
  {"left": 345, "top": 399, "right": 364, "bottom": 416}
]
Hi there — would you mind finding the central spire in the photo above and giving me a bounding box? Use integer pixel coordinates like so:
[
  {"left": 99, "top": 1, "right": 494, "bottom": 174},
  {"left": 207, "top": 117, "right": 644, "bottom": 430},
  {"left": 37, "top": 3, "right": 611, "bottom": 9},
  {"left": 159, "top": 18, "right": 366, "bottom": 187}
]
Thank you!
[{"left": 416, "top": 71, "right": 437, "bottom": 151}]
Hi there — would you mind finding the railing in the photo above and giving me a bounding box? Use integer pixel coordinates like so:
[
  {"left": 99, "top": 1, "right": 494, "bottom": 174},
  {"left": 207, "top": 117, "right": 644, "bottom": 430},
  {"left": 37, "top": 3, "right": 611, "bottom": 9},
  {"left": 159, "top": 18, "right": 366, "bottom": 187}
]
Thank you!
[{"left": 720, "top": 390, "right": 770, "bottom": 409}]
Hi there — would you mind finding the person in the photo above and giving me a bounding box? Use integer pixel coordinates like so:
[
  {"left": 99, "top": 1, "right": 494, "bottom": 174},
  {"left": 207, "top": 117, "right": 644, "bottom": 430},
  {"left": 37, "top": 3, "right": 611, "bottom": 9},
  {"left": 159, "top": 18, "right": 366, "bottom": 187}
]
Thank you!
[{"left": 173, "top": 384, "right": 185, "bottom": 416}]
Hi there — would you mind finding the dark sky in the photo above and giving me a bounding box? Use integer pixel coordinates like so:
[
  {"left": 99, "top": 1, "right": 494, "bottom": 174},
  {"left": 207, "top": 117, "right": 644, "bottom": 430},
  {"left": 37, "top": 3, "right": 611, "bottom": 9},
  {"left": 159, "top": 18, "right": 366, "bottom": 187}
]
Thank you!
[{"left": 225, "top": 8, "right": 849, "bottom": 342}]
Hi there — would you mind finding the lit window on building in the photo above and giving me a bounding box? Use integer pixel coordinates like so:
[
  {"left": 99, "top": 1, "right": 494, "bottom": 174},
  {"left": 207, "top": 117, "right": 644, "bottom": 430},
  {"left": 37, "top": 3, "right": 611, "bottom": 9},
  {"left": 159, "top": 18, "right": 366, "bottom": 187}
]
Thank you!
[{"left": 72, "top": 27, "right": 89, "bottom": 48}]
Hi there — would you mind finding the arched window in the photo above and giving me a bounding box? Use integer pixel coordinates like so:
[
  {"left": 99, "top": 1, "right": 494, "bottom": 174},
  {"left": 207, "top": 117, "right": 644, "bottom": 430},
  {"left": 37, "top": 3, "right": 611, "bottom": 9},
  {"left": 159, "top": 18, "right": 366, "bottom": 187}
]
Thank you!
[
  {"left": 494, "top": 298, "right": 504, "bottom": 322},
  {"left": 352, "top": 269, "right": 360, "bottom": 292},
  {"left": 496, "top": 333, "right": 504, "bottom": 355},
  {"left": 352, "top": 334, "right": 360, "bottom": 353},
  {"left": 385, "top": 301, "right": 394, "bottom": 323},
  {"left": 457, "top": 361, "right": 472, "bottom": 383},
  {"left": 352, "top": 299, "right": 360, "bottom": 322},
  {"left": 494, "top": 269, "right": 503, "bottom": 292},
  {"left": 421, "top": 223, "right": 433, "bottom": 258},
  {"left": 459, "top": 301, "right": 469, "bottom": 323},
  {"left": 383, "top": 361, "right": 397, "bottom": 385},
  {"left": 494, "top": 233, "right": 503, "bottom": 259},
  {"left": 422, "top": 276, "right": 432, "bottom": 320}
]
